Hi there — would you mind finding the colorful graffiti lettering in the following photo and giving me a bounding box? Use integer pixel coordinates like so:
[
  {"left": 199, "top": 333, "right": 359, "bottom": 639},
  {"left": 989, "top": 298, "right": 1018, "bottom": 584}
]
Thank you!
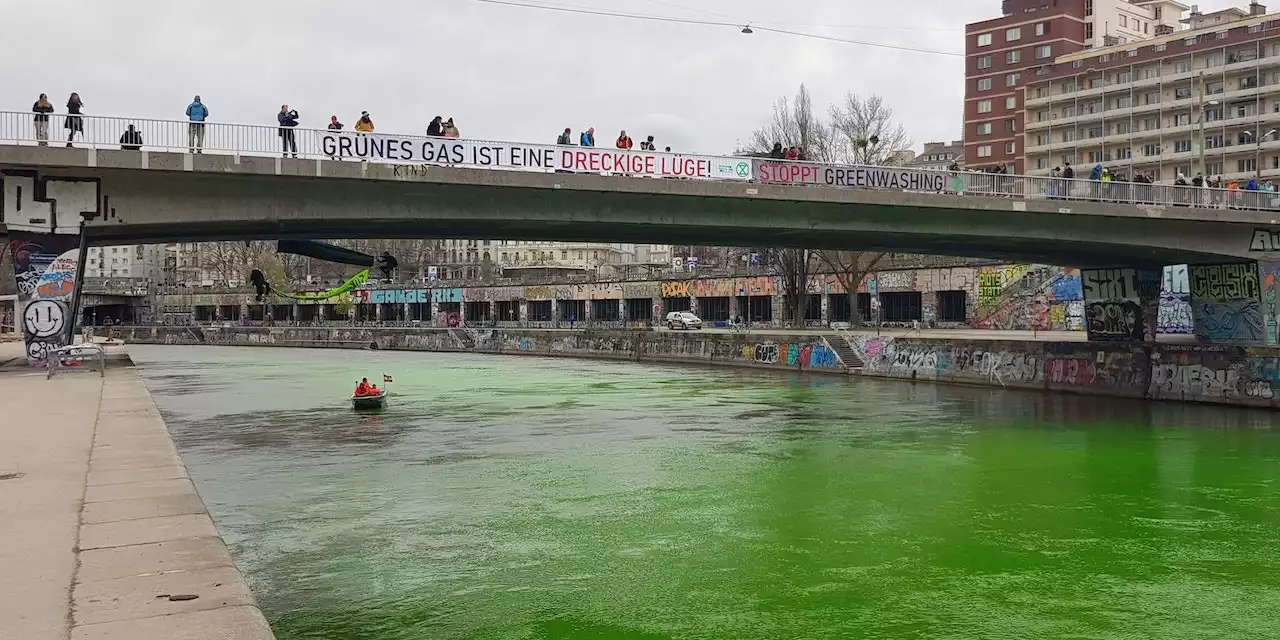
[
  {"left": 1193, "top": 299, "right": 1265, "bottom": 342},
  {"left": 662, "top": 281, "right": 691, "bottom": 298}
]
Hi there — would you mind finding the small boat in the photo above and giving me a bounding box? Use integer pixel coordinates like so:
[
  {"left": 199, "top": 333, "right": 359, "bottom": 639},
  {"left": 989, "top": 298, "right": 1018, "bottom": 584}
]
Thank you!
[{"left": 351, "top": 390, "right": 387, "bottom": 410}]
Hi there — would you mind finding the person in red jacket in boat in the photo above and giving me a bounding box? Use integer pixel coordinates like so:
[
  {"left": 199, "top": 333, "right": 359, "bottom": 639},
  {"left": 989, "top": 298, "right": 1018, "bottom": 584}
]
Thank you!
[{"left": 354, "top": 378, "right": 372, "bottom": 396}]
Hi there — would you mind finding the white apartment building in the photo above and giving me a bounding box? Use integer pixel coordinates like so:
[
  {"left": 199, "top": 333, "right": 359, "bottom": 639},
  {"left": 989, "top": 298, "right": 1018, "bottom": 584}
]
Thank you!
[
  {"left": 85, "top": 244, "right": 166, "bottom": 280},
  {"left": 1024, "top": 3, "right": 1280, "bottom": 183}
]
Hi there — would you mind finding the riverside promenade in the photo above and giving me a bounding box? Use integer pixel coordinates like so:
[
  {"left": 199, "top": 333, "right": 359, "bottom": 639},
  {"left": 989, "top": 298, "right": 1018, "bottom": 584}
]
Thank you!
[{"left": 0, "top": 341, "right": 273, "bottom": 639}]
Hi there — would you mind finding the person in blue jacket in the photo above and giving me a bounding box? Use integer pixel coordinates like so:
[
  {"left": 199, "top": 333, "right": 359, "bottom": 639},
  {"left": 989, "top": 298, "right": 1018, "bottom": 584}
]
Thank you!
[
  {"left": 185, "top": 95, "right": 208, "bottom": 154},
  {"left": 580, "top": 127, "right": 595, "bottom": 147}
]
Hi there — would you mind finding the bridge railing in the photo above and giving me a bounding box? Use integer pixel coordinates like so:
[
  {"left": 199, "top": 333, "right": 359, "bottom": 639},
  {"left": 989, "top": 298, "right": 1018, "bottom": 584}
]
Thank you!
[{"left": 4, "top": 110, "right": 1280, "bottom": 211}]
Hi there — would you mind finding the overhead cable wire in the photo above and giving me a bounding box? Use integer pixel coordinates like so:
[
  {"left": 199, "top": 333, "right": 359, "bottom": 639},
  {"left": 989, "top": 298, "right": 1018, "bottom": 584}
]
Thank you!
[
  {"left": 636, "top": 0, "right": 961, "bottom": 32},
  {"left": 468, "top": 0, "right": 963, "bottom": 56}
]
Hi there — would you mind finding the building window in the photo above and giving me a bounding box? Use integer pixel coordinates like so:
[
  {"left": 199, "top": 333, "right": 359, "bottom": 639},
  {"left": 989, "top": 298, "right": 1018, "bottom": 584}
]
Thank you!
[
  {"left": 978, "top": 100, "right": 992, "bottom": 113},
  {"left": 1115, "top": 147, "right": 1132, "bottom": 160},
  {"left": 1127, "top": 49, "right": 1138, "bottom": 58},
  {"left": 977, "top": 123, "right": 992, "bottom": 135},
  {"left": 1175, "top": 87, "right": 1192, "bottom": 99},
  {"left": 1086, "top": 126, "right": 1103, "bottom": 139},
  {"left": 1155, "top": 43, "right": 1167, "bottom": 52},
  {"left": 1174, "top": 140, "right": 1192, "bottom": 152},
  {"left": 978, "top": 55, "right": 992, "bottom": 69},
  {"left": 1006, "top": 96, "right": 1017, "bottom": 109},
  {"left": 1116, "top": 71, "right": 1132, "bottom": 83},
  {"left": 1007, "top": 50, "right": 1021, "bottom": 64},
  {"left": 1085, "top": 0, "right": 1093, "bottom": 16},
  {"left": 1250, "top": 24, "right": 1263, "bottom": 34},
  {"left": 1035, "top": 22, "right": 1047, "bottom": 36},
  {"left": 1036, "top": 45, "right": 1052, "bottom": 59},
  {"left": 1062, "top": 129, "right": 1076, "bottom": 142},
  {"left": 1143, "top": 144, "right": 1161, "bottom": 156},
  {"left": 1007, "top": 73, "right": 1020, "bottom": 87},
  {"left": 1036, "top": 134, "right": 1051, "bottom": 146},
  {"left": 1005, "top": 142, "right": 1016, "bottom": 154},
  {"left": 978, "top": 78, "right": 992, "bottom": 91},
  {"left": 1099, "top": 54, "right": 1110, "bottom": 63},
  {"left": 977, "top": 145, "right": 992, "bottom": 158},
  {"left": 1144, "top": 92, "right": 1160, "bottom": 105},
  {"left": 1085, "top": 23, "right": 1094, "bottom": 40},
  {"left": 1006, "top": 27, "right": 1021, "bottom": 41},
  {"left": 1239, "top": 158, "right": 1259, "bottom": 173},
  {"left": 978, "top": 33, "right": 992, "bottom": 47},
  {"left": 1119, "top": 15, "right": 1128, "bottom": 28},
  {"left": 1072, "top": 59, "right": 1083, "bottom": 69},
  {"left": 1206, "top": 161, "right": 1223, "bottom": 175},
  {"left": 1175, "top": 60, "right": 1192, "bottom": 73},
  {"left": 1006, "top": 118, "right": 1017, "bottom": 132},
  {"left": 1088, "top": 151, "right": 1103, "bottom": 163},
  {"left": 1205, "top": 134, "right": 1224, "bottom": 149},
  {"left": 1114, "top": 95, "right": 1132, "bottom": 108}
]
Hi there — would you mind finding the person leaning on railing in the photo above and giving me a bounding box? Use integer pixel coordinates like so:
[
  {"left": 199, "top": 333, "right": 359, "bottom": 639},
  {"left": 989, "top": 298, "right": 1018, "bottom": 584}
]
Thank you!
[
  {"left": 278, "top": 105, "right": 299, "bottom": 157},
  {"left": 65, "top": 92, "right": 84, "bottom": 147},
  {"left": 31, "top": 93, "right": 53, "bottom": 146}
]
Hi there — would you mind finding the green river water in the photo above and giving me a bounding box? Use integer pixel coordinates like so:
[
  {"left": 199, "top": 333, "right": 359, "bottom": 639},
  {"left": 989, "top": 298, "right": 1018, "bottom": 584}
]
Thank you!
[{"left": 128, "top": 345, "right": 1280, "bottom": 640}]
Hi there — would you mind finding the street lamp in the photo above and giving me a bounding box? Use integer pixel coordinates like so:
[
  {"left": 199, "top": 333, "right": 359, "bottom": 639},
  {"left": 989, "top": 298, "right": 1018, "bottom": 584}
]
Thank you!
[{"left": 1243, "top": 128, "right": 1278, "bottom": 178}]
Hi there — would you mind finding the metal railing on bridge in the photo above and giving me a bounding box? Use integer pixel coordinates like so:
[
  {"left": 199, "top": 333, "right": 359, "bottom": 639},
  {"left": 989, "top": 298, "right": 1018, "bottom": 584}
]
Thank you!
[{"left": 4, "top": 110, "right": 1280, "bottom": 211}]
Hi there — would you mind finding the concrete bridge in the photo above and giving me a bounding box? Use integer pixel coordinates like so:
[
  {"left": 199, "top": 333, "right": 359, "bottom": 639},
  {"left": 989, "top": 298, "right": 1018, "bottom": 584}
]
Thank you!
[{"left": 3, "top": 144, "right": 1280, "bottom": 268}]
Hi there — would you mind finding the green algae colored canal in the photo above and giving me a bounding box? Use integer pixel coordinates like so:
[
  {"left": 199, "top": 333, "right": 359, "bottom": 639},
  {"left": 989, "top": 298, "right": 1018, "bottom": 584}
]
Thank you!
[{"left": 129, "top": 345, "right": 1280, "bottom": 639}]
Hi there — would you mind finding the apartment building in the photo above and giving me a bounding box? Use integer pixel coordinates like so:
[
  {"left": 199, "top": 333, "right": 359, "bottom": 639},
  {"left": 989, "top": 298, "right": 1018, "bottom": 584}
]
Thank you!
[
  {"left": 85, "top": 245, "right": 166, "bottom": 280},
  {"left": 966, "top": 0, "right": 1186, "bottom": 173},
  {"left": 1025, "top": 3, "right": 1280, "bottom": 183},
  {"left": 905, "top": 141, "right": 966, "bottom": 171}
]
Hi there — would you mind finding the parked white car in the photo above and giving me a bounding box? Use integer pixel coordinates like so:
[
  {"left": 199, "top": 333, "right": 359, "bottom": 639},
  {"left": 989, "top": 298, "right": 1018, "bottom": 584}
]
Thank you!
[{"left": 665, "top": 311, "right": 703, "bottom": 330}]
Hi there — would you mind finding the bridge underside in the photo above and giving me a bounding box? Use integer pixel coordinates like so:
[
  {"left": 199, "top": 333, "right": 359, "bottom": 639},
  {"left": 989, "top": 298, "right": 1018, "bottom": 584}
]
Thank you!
[{"left": 3, "top": 158, "right": 1268, "bottom": 268}]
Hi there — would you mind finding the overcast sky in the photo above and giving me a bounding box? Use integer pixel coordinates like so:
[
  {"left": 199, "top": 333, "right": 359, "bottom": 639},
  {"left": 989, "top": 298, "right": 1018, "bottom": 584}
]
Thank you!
[{"left": 1, "top": 0, "right": 1252, "bottom": 155}]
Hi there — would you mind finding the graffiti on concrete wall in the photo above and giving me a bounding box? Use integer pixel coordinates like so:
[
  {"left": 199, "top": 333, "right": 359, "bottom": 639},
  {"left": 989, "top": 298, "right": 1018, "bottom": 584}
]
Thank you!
[
  {"left": 875, "top": 270, "right": 915, "bottom": 291},
  {"left": 1189, "top": 264, "right": 1264, "bottom": 343},
  {"left": 9, "top": 232, "right": 79, "bottom": 364},
  {"left": 1259, "top": 261, "right": 1280, "bottom": 345},
  {"left": 662, "top": 281, "right": 691, "bottom": 298},
  {"left": 1082, "top": 268, "right": 1153, "bottom": 342},
  {"left": 1158, "top": 292, "right": 1194, "bottom": 334}
]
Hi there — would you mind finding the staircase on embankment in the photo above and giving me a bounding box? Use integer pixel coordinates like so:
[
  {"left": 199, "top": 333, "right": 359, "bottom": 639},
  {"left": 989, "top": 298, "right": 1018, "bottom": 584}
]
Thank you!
[{"left": 823, "top": 334, "right": 864, "bottom": 371}]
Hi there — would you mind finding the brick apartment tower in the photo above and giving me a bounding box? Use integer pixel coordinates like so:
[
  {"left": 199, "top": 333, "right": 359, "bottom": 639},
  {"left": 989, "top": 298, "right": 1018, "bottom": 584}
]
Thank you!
[{"left": 966, "top": 0, "right": 1187, "bottom": 174}]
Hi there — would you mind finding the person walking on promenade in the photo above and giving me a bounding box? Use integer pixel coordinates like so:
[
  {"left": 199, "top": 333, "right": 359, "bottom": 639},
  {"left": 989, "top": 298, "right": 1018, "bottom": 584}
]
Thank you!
[
  {"left": 616, "top": 130, "right": 633, "bottom": 149},
  {"left": 278, "top": 104, "right": 299, "bottom": 157},
  {"left": 65, "top": 92, "right": 84, "bottom": 147},
  {"left": 580, "top": 127, "right": 595, "bottom": 147},
  {"left": 355, "top": 110, "right": 374, "bottom": 133},
  {"left": 31, "top": 93, "right": 53, "bottom": 146},
  {"left": 442, "top": 118, "right": 459, "bottom": 138},
  {"left": 426, "top": 116, "right": 444, "bottom": 136},
  {"left": 119, "top": 124, "right": 143, "bottom": 151},
  {"left": 185, "top": 95, "right": 208, "bottom": 153}
]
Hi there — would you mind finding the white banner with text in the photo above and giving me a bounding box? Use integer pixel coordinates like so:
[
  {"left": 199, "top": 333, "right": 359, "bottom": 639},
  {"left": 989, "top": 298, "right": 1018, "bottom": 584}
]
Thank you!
[{"left": 320, "top": 133, "right": 753, "bottom": 180}]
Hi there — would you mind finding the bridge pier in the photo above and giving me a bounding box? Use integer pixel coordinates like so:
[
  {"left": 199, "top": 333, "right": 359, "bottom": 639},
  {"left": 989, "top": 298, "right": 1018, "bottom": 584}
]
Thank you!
[
  {"left": 1186, "top": 262, "right": 1270, "bottom": 344},
  {"left": 1081, "top": 267, "right": 1161, "bottom": 343}
]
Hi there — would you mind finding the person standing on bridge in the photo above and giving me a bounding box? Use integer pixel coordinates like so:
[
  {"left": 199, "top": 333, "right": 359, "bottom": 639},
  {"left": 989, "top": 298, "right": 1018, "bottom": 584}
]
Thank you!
[
  {"left": 65, "top": 92, "right": 84, "bottom": 148},
  {"left": 442, "top": 118, "right": 459, "bottom": 138},
  {"left": 31, "top": 94, "right": 53, "bottom": 146},
  {"left": 278, "top": 105, "right": 299, "bottom": 157},
  {"left": 557, "top": 127, "right": 573, "bottom": 145},
  {"left": 185, "top": 95, "right": 208, "bottom": 154},
  {"left": 119, "top": 124, "right": 143, "bottom": 151},
  {"left": 426, "top": 116, "right": 444, "bottom": 136},
  {"left": 355, "top": 111, "right": 375, "bottom": 133},
  {"left": 616, "top": 130, "right": 633, "bottom": 150},
  {"left": 580, "top": 127, "right": 595, "bottom": 147}
]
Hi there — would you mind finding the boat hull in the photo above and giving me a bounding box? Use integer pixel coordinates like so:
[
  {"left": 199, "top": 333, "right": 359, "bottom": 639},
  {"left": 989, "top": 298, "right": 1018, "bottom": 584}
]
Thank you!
[{"left": 351, "top": 392, "right": 387, "bottom": 410}]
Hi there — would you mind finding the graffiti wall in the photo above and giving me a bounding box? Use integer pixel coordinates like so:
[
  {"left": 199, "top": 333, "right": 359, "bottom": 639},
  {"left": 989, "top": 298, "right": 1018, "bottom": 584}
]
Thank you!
[
  {"left": 854, "top": 337, "right": 1044, "bottom": 389},
  {"left": 1188, "top": 263, "right": 1264, "bottom": 343},
  {"left": 972, "top": 267, "right": 1083, "bottom": 331},
  {"left": 9, "top": 233, "right": 80, "bottom": 364},
  {"left": 1042, "top": 342, "right": 1149, "bottom": 398},
  {"left": 1261, "top": 261, "right": 1280, "bottom": 346},
  {"left": 1158, "top": 265, "right": 1193, "bottom": 335},
  {"left": 1082, "top": 268, "right": 1159, "bottom": 342}
]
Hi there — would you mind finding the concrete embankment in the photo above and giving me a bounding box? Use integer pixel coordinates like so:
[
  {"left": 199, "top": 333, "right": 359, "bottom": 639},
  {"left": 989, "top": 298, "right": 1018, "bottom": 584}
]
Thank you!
[
  {"left": 109, "top": 325, "right": 1280, "bottom": 409},
  {"left": 0, "top": 342, "right": 274, "bottom": 639}
]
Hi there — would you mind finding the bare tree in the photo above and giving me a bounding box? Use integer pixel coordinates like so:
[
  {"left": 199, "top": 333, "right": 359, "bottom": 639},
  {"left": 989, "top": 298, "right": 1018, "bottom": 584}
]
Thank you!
[
  {"left": 759, "top": 248, "right": 814, "bottom": 328},
  {"left": 746, "top": 83, "right": 836, "bottom": 162},
  {"left": 816, "top": 250, "right": 886, "bottom": 326},
  {"left": 829, "top": 93, "right": 911, "bottom": 166}
]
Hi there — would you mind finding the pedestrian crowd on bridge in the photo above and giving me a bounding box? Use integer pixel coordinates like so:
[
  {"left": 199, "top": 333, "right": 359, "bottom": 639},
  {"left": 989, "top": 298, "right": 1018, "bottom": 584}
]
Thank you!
[{"left": 27, "top": 92, "right": 463, "bottom": 157}]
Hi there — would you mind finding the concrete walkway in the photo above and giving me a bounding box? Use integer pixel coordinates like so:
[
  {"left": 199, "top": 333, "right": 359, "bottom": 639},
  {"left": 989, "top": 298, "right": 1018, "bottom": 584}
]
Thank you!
[{"left": 0, "top": 344, "right": 274, "bottom": 639}]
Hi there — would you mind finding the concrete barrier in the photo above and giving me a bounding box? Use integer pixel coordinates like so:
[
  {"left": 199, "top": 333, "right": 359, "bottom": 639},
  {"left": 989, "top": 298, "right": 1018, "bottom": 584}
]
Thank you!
[{"left": 110, "top": 325, "right": 1280, "bottom": 409}]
